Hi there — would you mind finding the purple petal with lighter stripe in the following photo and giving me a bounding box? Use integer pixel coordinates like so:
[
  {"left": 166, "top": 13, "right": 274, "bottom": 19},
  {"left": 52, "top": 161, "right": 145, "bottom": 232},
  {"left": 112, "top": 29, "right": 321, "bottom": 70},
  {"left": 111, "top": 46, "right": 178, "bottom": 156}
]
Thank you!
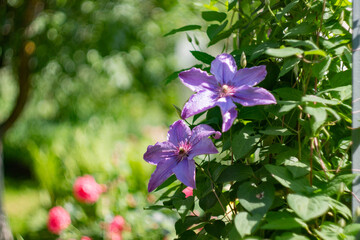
[{"left": 179, "top": 68, "right": 218, "bottom": 92}]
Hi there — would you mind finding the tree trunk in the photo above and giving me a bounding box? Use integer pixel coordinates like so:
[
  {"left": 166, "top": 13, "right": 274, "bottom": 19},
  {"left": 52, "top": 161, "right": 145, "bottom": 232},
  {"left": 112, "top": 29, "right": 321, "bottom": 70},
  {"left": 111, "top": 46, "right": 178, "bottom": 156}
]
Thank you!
[{"left": 0, "top": 1, "right": 42, "bottom": 238}]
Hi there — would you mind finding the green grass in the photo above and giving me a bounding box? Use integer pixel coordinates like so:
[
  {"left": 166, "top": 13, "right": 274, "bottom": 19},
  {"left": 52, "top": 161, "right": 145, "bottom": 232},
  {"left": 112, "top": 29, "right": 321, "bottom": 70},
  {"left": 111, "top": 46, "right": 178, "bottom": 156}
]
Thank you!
[{"left": 4, "top": 182, "right": 48, "bottom": 236}]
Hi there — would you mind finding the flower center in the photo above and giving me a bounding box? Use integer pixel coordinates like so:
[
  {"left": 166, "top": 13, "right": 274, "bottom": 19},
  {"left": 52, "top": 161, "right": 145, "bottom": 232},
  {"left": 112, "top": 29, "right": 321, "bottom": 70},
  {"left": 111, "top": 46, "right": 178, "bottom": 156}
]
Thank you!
[
  {"left": 219, "top": 84, "right": 235, "bottom": 98},
  {"left": 177, "top": 141, "right": 191, "bottom": 161}
]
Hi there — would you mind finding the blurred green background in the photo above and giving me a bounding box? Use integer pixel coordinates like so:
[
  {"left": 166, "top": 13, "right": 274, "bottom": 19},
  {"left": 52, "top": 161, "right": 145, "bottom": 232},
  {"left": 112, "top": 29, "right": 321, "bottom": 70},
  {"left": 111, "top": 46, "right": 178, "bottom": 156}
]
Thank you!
[{"left": 0, "top": 0, "right": 206, "bottom": 238}]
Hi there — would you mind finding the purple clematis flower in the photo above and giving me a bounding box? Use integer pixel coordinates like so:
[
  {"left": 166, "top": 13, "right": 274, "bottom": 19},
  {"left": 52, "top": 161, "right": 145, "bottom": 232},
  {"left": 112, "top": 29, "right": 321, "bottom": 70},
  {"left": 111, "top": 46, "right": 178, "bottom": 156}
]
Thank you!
[
  {"left": 179, "top": 53, "right": 276, "bottom": 132},
  {"left": 144, "top": 120, "right": 220, "bottom": 192}
]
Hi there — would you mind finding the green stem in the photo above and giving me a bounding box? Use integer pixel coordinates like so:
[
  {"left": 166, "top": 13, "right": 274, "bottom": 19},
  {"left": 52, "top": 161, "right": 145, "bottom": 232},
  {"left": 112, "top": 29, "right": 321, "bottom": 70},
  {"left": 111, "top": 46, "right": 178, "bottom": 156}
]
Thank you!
[{"left": 267, "top": 4, "right": 282, "bottom": 28}]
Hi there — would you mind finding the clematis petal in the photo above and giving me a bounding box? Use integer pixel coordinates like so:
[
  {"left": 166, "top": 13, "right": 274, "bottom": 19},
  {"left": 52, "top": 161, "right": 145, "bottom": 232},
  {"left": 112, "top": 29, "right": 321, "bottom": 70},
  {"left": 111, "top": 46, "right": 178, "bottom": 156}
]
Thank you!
[
  {"left": 222, "top": 108, "right": 238, "bottom": 132},
  {"left": 172, "top": 159, "right": 196, "bottom": 189},
  {"left": 232, "top": 85, "right": 276, "bottom": 106},
  {"left": 216, "top": 96, "right": 237, "bottom": 113},
  {"left": 179, "top": 68, "right": 218, "bottom": 92},
  {"left": 231, "top": 65, "right": 267, "bottom": 87},
  {"left": 216, "top": 97, "right": 238, "bottom": 132},
  {"left": 143, "top": 141, "right": 176, "bottom": 165},
  {"left": 210, "top": 53, "right": 237, "bottom": 85},
  {"left": 148, "top": 159, "right": 178, "bottom": 192},
  {"left": 188, "top": 138, "right": 218, "bottom": 159},
  {"left": 167, "top": 120, "right": 191, "bottom": 145},
  {"left": 181, "top": 90, "right": 217, "bottom": 119},
  {"left": 190, "top": 124, "right": 221, "bottom": 146}
]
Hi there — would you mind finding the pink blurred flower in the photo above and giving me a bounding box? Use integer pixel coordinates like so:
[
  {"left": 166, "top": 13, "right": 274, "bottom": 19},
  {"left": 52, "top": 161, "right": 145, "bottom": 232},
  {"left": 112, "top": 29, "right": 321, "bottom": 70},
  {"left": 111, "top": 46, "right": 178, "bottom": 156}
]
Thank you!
[
  {"left": 107, "top": 231, "right": 123, "bottom": 240},
  {"left": 109, "top": 216, "right": 125, "bottom": 233},
  {"left": 47, "top": 206, "right": 71, "bottom": 234},
  {"left": 73, "top": 175, "right": 104, "bottom": 204},
  {"left": 182, "top": 187, "right": 193, "bottom": 198},
  {"left": 81, "top": 237, "right": 92, "bottom": 240}
]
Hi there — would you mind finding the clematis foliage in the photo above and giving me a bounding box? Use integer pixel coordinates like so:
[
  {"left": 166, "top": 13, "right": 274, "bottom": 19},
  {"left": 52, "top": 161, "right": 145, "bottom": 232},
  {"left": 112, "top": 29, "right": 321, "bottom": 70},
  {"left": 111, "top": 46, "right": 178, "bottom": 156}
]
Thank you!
[{"left": 145, "top": 0, "right": 355, "bottom": 239}]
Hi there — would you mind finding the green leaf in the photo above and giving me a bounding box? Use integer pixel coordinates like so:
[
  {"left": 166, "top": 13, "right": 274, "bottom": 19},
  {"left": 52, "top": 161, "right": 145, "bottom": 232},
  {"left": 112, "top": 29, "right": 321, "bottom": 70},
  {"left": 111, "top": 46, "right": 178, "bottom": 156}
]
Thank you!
[
  {"left": 274, "top": 88, "right": 302, "bottom": 101},
  {"left": 267, "top": 102, "right": 297, "bottom": 117},
  {"left": 175, "top": 216, "right": 201, "bottom": 235},
  {"left": 177, "top": 230, "right": 197, "bottom": 240},
  {"left": 173, "top": 196, "right": 194, "bottom": 221},
  {"left": 329, "top": 198, "right": 352, "bottom": 219},
  {"left": 275, "top": 232, "right": 310, "bottom": 240},
  {"left": 284, "top": 22, "right": 316, "bottom": 37},
  {"left": 344, "top": 224, "right": 360, "bottom": 235},
  {"left": 312, "top": 56, "right": 331, "bottom": 79},
  {"left": 314, "top": 222, "right": 344, "bottom": 240},
  {"left": 237, "top": 181, "right": 275, "bottom": 216},
  {"left": 330, "top": 69, "right": 351, "bottom": 87},
  {"left": 199, "top": 191, "right": 218, "bottom": 211},
  {"left": 304, "top": 49, "right": 327, "bottom": 57},
  {"left": 260, "top": 126, "right": 295, "bottom": 136},
  {"left": 144, "top": 205, "right": 172, "bottom": 210},
  {"left": 173, "top": 104, "right": 182, "bottom": 118},
  {"left": 321, "top": 174, "right": 356, "bottom": 196},
  {"left": 279, "top": 57, "right": 300, "bottom": 77},
  {"left": 216, "top": 164, "right": 253, "bottom": 183},
  {"left": 250, "top": 42, "right": 280, "bottom": 61},
  {"left": 192, "top": 111, "right": 207, "bottom": 124},
  {"left": 228, "top": 0, "right": 237, "bottom": 11},
  {"left": 334, "top": 0, "right": 351, "bottom": 6},
  {"left": 204, "top": 220, "right": 226, "bottom": 238},
  {"left": 284, "top": 156, "right": 309, "bottom": 178},
  {"left": 206, "top": 21, "right": 228, "bottom": 40},
  {"left": 318, "top": 85, "right": 352, "bottom": 102},
  {"left": 262, "top": 212, "right": 307, "bottom": 230},
  {"left": 265, "top": 165, "right": 310, "bottom": 193},
  {"left": 302, "top": 95, "right": 340, "bottom": 105},
  {"left": 234, "top": 212, "right": 262, "bottom": 238},
  {"left": 202, "top": 11, "right": 227, "bottom": 22},
  {"left": 265, "top": 47, "right": 303, "bottom": 58},
  {"left": 287, "top": 194, "right": 330, "bottom": 221},
  {"left": 284, "top": 39, "right": 318, "bottom": 49},
  {"left": 228, "top": 224, "right": 242, "bottom": 240},
  {"left": 164, "top": 25, "right": 202, "bottom": 36},
  {"left": 303, "top": 106, "right": 327, "bottom": 134},
  {"left": 154, "top": 175, "right": 178, "bottom": 192},
  {"left": 232, "top": 126, "right": 260, "bottom": 159},
  {"left": 190, "top": 51, "right": 215, "bottom": 65},
  {"left": 238, "top": 106, "right": 267, "bottom": 120},
  {"left": 208, "top": 26, "right": 232, "bottom": 45},
  {"left": 276, "top": 0, "right": 300, "bottom": 20}
]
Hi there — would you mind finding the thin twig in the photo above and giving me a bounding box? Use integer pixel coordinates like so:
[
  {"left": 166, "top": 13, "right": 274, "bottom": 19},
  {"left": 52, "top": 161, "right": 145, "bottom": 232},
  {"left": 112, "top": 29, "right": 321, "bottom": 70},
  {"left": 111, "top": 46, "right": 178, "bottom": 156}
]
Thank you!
[
  {"left": 350, "top": 191, "right": 360, "bottom": 203},
  {"left": 316, "top": 0, "right": 327, "bottom": 47},
  {"left": 310, "top": 138, "right": 314, "bottom": 186},
  {"left": 314, "top": 137, "right": 328, "bottom": 179}
]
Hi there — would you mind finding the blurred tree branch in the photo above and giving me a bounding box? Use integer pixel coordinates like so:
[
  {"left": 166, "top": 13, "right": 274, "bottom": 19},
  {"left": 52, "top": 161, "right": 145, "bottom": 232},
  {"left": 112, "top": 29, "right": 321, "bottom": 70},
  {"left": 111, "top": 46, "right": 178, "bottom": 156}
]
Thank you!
[{"left": 0, "top": 0, "right": 43, "bottom": 239}]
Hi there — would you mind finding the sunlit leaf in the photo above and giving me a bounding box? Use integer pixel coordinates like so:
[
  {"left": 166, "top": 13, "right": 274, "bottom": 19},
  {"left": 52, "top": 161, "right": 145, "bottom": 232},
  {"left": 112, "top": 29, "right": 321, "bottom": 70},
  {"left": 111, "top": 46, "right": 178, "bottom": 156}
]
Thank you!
[
  {"left": 260, "top": 126, "right": 295, "bottom": 136},
  {"left": 265, "top": 47, "right": 303, "bottom": 58},
  {"left": 279, "top": 57, "right": 300, "bottom": 77},
  {"left": 234, "top": 212, "right": 262, "bottom": 238},
  {"left": 287, "top": 194, "right": 330, "bottom": 221},
  {"left": 164, "top": 25, "right": 202, "bottom": 36}
]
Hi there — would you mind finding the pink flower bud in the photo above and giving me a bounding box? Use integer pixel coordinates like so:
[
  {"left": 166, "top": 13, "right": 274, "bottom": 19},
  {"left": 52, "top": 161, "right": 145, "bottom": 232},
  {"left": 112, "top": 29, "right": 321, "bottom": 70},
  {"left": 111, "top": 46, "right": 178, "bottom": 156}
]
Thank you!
[
  {"left": 109, "top": 215, "right": 125, "bottom": 233},
  {"left": 73, "top": 175, "right": 103, "bottom": 204},
  {"left": 81, "top": 237, "right": 92, "bottom": 240},
  {"left": 182, "top": 186, "right": 193, "bottom": 198},
  {"left": 47, "top": 206, "right": 71, "bottom": 234}
]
